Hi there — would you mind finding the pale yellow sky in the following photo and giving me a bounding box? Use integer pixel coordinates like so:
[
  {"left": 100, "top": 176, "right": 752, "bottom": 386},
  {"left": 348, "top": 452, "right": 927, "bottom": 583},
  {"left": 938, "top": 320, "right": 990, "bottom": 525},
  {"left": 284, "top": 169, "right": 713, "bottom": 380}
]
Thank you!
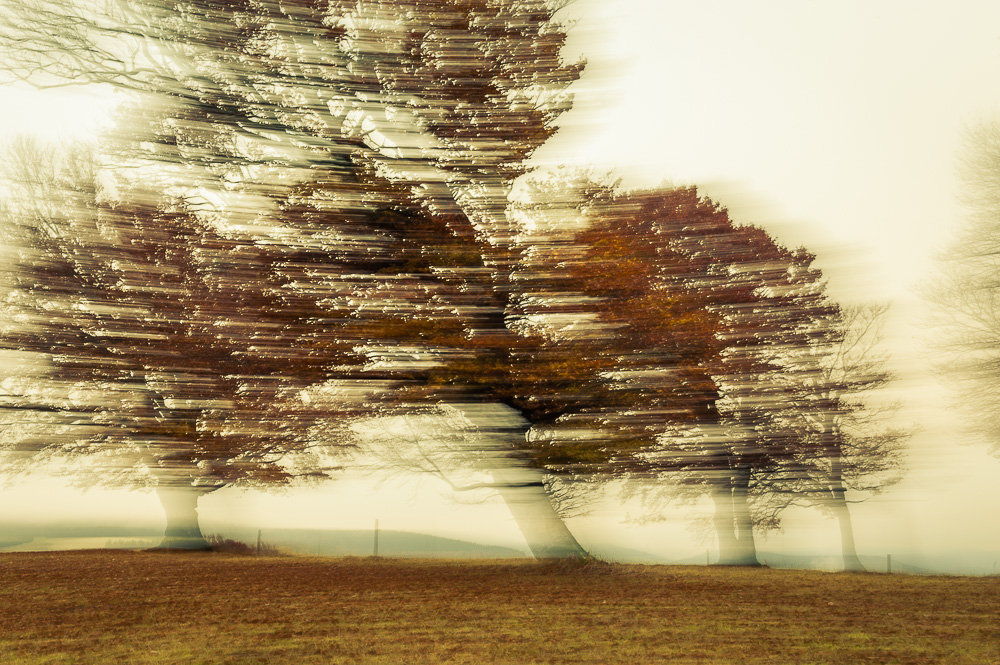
[
  {"left": 546, "top": 0, "right": 1000, "bottom": 302},
  {"left": 0, "top": 84, "right": 113, "bottom": 141}
]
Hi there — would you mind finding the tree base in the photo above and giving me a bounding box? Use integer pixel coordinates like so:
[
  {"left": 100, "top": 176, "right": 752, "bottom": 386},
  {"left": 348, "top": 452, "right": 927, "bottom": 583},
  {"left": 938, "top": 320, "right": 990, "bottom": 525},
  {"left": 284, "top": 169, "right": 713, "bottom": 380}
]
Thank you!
[
  {"left": 842, "top": 558, "right": 867, "bottom": 573},
  {"left": 713, "top": 558, "right": 765, "bottom": 567},
  {"left": 153, "top": 536, "right": 213, "bottom": 551},
  {"left": 533, "top": 548, "right": 591, "bottom": 560}
]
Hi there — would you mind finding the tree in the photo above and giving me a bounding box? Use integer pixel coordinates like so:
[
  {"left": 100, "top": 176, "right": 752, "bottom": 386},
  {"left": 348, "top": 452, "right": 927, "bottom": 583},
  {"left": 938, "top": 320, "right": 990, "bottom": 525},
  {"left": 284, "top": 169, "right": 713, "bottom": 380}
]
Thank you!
[
  {"left": 1, "top": 0, "right": 587, "bottom": 555},
  {"left": 0, "top": 138, "right": 380, "bottom": 547},
  {"left": 778, "top": 303, "right": 907, "bottom": 571},
  {"left": 290, "top": 171, "right": 715, "bottom": 559},
  {"left": 565, "top": 185, "right": 850, "bottom": 566},
  {"left": 323, "top": 192, "right": 603, "bottom": 558},
  {"left": 929, "top": 120, "right": 1000, "bottom": 459},
  {"left": 580, "top": 188, "right": 907, "bottom": 569},
  {"left": 221, "top": 0, "right": 593, "bottom": 556}
]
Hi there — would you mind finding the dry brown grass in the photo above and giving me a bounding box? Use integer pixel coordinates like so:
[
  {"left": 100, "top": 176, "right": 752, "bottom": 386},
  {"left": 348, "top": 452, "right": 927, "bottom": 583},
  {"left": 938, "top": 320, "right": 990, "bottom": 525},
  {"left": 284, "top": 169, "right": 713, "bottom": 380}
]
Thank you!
[{"left": 0, "top": 551, "right": 997, "bottom": 664}]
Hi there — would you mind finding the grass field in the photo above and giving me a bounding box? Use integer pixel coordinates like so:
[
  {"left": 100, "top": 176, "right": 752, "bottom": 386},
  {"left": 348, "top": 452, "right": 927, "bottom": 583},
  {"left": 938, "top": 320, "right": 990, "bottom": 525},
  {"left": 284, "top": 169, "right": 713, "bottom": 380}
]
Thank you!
[{"left": 0, "top": 551, "right": 997, "bottom": 664}]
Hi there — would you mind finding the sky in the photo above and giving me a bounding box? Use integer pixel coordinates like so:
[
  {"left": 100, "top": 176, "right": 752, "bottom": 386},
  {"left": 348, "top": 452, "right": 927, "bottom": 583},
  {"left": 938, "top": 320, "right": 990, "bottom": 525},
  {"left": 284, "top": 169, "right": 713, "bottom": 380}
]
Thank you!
[{"left": 2, "top": 1, "right": 1000, "bottom": 573}]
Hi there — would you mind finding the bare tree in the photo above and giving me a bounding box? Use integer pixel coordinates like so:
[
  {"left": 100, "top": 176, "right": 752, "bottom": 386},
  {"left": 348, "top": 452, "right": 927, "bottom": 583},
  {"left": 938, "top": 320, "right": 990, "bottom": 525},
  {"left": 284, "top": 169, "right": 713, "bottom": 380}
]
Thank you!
[
  {"left": 764, "top": 303, "right": 908, "bottom": 571},
  {"left": 930, "top": 120, "right": 1000, "bottom": 458}
]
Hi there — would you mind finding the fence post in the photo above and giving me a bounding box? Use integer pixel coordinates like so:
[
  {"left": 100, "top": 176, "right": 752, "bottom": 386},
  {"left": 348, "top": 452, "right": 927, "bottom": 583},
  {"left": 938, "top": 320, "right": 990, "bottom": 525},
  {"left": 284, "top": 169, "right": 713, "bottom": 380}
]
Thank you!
[
  {"left": 256, "top": 529, "right": 262, "bottom": 556},
  {"left": 887, "top": 554, "right": 892, "bottom": 573},
  {"left": 374, "top": 519, "right": 379, "bottom": 557}
]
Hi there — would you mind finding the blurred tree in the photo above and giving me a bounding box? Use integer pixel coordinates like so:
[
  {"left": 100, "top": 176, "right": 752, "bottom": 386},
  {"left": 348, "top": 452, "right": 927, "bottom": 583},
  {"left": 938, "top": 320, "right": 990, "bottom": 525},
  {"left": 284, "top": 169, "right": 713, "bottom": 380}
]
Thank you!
[
  {"left": 327, "top": 188, "right": 602, "bottom": 558},
  {"left": 572, "top": 186, "right": 854, "bottom": 566},
  {"left": 245, "top": 0, "right": 589, "bottom": 556},
  {"left": 929, "top": 120, "right": 1000, "bottom": 459},
  {"left": 777, "top": 303, "right": 907, "bottom": 572},
  {"left": 0, "top": 0, "right": 588, "bottom": 554},
  {"left": 0, "top": 0, "right": 581, "bottom": 231},
  {"left": 353, "top": 181, "right": 745, "bottom": 558},
  {"left": 0, "top": 138, "right": 377, "bottom": 548}
]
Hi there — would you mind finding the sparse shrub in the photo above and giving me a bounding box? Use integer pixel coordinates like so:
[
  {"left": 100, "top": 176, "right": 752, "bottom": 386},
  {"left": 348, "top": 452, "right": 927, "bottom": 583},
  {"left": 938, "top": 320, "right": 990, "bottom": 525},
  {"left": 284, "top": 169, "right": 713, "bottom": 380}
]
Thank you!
[
  {"left": 534, "top": 557, "right": 620, "bottom": 576},
  {"left": 256, "top": 541, "right": 283, "bottom": 557},
  {"left": 206, "top": 534, "right": 283, "bottom": 556},
  {"left": 207, "top": 535, "right": 255, "bottom": 555}
]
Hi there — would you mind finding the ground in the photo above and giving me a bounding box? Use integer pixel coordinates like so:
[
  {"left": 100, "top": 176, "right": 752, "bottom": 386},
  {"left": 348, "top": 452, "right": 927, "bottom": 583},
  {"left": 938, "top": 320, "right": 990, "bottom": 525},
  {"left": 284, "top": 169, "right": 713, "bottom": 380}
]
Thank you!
[{"left": 0, "top": 551, "right": 997, "bottom": 664}]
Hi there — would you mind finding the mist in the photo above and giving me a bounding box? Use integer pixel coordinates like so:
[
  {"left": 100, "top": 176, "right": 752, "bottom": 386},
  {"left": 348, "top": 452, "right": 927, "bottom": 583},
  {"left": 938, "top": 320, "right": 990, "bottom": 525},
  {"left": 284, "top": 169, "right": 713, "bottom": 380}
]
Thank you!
[{"left": 1, "top": 0, "right": 999, "bottom": 578}]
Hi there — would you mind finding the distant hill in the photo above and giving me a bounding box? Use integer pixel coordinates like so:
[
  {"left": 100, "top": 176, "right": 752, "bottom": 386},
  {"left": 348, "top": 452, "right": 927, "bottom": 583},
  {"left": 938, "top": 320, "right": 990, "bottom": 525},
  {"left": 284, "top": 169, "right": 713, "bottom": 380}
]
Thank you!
[
  {"left": 0, "top": 537, "right": 32, "bottom": 549},
  {"left": 0, "top": 521, "right": 162, "bottom": 539},
  {"left": 0, "top": 521, "right": 527, "bottom": 559},
  {"left": 758, "top": 552, "right": 948, "bottom": 575},
  {"left": 213, "top": 526, "right": 528, "bottom": 559},
  {"left": 582, "top": 543, "right": 674, "bottom": 564},
  {"left": 2, "top": 521, "right": 994, "bottom": 574}
]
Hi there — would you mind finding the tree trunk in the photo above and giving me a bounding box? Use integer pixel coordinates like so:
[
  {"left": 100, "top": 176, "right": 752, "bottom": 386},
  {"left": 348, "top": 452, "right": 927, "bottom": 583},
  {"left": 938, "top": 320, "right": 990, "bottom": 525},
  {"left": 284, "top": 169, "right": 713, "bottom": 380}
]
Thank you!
[
  {"left": 730, "top": 467, "right": 761, "bottom": 566},
  {"left": 712, "top": 469, "right": 761, "bottom": 566},
  {"left": 457, "top": 403, "right": 588, "bottom": 560},
  {"left": 154, "top": 486, "right": 212, "bottom": 550},
  {"left": 826, "top": 424, "right": 865, "bottom": 572},
  {"left": 831, "top": 475, "right": 865, "bottom": 572},
  {"left": 491, "top": 465, "right": 589, "bottom": 559},
  {"left": 711, "top": 484, "right": 741, "bottom": 564}
]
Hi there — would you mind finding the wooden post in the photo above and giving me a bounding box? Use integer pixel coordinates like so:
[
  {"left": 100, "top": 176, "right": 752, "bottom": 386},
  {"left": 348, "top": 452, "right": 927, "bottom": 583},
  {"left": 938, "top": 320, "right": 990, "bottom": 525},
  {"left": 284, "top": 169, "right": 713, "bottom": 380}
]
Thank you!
[
  {"left": 887, "top": 554, "right": 892, "bottom": 573},
  {"left": 374, "top": 519, "right": 379, "bottom": 557},
  {"left": 256, "top": 529, "right": 262, "bottom": 556},
  {"left": 706, "top": 549, "right": 710, "bottom": 566}
]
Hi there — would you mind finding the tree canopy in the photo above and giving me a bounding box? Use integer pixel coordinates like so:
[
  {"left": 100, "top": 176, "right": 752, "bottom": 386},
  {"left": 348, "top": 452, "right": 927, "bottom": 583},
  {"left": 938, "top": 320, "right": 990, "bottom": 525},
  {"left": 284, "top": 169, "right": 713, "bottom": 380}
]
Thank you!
[
  {"left": 554, "top": 185, "right": 905, "bottom": 566},
  {"left": 0, "top": 0, "right": 591, "bottom": 552}
]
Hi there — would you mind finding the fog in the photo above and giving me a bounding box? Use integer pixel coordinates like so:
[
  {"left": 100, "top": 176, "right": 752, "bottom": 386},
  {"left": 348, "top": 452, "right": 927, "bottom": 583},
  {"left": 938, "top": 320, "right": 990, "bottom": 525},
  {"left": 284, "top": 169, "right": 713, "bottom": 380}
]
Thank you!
[{"left": 2, "top": 0, "right": 1000, "bottom": 575}]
